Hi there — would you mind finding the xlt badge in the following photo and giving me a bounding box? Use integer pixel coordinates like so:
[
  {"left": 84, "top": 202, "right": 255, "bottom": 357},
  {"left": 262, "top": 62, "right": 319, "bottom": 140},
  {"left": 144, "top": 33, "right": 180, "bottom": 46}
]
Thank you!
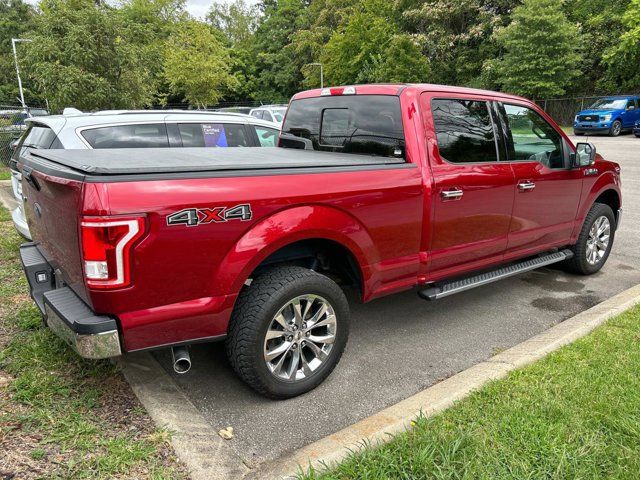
[{"left": 166, "top": 204, "right": 252, "bottom": 227}]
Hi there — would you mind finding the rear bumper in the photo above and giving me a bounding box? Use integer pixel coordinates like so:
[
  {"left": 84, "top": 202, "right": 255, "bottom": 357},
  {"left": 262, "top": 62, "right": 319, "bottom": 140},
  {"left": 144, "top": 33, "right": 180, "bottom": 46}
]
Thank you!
[{"left": 20, "top": 243, "right": 122, "bottom": 359}]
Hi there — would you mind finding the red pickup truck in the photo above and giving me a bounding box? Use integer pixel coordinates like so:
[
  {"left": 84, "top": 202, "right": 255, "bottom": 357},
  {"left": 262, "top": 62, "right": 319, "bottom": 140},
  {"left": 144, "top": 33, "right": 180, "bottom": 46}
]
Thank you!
[{"left": 18, "top": 84, "right": 621, "bottom": 398}]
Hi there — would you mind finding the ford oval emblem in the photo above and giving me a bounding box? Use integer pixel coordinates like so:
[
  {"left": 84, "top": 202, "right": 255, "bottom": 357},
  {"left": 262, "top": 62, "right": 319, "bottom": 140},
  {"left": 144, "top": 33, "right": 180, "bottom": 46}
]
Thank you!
[{"left": 34, "top": 202, "right": 42, "bottom": 219}]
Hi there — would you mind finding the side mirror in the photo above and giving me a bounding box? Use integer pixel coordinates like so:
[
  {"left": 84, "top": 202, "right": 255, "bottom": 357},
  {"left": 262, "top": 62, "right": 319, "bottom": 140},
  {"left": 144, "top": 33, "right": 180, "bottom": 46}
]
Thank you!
[{"left": 571, "top": 142, "right": 596, "bottom": 168}]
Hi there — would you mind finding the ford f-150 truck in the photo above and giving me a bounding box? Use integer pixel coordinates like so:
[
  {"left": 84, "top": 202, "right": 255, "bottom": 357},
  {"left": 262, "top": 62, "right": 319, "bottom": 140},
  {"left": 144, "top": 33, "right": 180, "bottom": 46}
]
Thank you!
[{"left": 17, "top": 84, "right": 622, "bottom": 399}]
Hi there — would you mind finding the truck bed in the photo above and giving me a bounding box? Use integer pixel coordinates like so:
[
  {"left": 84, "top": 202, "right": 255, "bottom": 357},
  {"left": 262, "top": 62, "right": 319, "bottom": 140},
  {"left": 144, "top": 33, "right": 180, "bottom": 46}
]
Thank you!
[{"left": 24, "top": 148, "right": 407, "bottom": 180}]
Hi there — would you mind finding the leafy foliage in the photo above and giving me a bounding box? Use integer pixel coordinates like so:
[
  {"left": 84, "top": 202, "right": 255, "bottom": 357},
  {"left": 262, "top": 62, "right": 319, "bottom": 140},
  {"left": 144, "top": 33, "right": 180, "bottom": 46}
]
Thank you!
[
  {"left": 489, "top": 0, "right": 582, "bottom": 98},
  {"left": 0, "top": 0, "right": 636, "bottom": 111},
  {"left": 163, "top": 20, "right": 237, "bottom": 106}
]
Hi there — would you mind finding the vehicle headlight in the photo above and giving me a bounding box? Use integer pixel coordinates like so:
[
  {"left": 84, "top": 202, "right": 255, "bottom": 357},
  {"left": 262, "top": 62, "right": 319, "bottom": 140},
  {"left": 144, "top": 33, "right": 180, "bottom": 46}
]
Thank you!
[
  {"left": 574, "top": 115, "right": 579, "bottom": 122},
  {"left": 602, "top": 114, "right": 612, "bottom": 122}
]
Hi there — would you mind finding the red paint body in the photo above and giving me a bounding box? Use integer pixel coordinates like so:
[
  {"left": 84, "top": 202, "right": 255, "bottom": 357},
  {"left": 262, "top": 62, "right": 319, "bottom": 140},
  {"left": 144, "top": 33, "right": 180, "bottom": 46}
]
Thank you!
[{"left": 24, "top": 85, "right": 622, "bottom": 352}]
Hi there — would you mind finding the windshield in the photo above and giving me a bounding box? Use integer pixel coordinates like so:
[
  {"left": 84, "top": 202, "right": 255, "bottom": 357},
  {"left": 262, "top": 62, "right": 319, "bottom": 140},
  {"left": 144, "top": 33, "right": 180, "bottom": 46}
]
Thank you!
[
  {"left": 589, "top": 98, "right": 627, "bottom": 110},
  {"left": 282, "top": 95, "right": 405, "bottom": 158},
  {"left": 273, "top": 112, "right": 284, "bottom": 122}
]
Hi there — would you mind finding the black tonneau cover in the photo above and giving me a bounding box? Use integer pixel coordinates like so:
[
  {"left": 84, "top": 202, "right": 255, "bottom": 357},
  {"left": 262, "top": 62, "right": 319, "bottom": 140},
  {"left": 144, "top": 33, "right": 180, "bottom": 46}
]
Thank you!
[{"left": 27, "top": 147, "right": 406, "bottom": 176}]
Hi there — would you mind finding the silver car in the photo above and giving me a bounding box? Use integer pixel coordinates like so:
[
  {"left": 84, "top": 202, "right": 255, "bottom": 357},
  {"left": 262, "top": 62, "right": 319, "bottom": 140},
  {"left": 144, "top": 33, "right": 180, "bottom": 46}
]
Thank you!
[{"left": 10, "top": 110, "right": 281, "bottom": 239}]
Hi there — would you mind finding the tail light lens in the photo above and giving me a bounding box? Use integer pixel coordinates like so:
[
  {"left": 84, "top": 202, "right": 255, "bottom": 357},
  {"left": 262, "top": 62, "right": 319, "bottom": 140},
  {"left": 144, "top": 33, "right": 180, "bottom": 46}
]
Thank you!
[{"left": 80, "top": 216, "right": 145, "bottom": 289}]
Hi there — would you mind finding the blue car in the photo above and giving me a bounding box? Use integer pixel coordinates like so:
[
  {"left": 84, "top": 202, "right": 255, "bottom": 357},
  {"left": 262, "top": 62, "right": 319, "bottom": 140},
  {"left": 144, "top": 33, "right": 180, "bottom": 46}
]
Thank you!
[
  {"left": 634, "top": 119, "right": 640, "bottom": 138},
  {"left": 574, "top": 96, "right": 640, "bottom": 137}
]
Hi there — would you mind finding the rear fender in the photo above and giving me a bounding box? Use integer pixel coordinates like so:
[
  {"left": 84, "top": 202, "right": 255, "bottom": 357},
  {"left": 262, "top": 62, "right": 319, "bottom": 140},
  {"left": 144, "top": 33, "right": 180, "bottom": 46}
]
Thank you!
[{"left": 211, "top": 205, "right": 377, "bottom": 298}]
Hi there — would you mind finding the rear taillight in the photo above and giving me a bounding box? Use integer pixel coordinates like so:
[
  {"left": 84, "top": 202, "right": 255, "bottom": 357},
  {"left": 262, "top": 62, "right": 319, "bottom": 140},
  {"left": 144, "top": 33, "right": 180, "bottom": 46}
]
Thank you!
[{"left": 80, "top": 216, "right": 145, "bottom": 289}]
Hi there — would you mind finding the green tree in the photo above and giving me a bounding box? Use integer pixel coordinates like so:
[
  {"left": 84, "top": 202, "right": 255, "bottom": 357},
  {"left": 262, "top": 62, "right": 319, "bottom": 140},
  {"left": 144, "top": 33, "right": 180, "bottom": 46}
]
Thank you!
[
  {"left": 488, "top": 0, "right": 582, "bottom": 98},
  {"left": 320, "top": 0, "right": 430, "bottom": 85},
  {"left": 207, "top": 0, "right": 258, "bottom": 46},
  {"left": 602, "top": 0, "right": 640, "bottom": 92},
  {"left": 250, "top": 0, "right": 310, "bottom": 102},
  {"left": 163, "top": 20, "right": 237, "bottom": 107},
  {"left": 23, "top": 0, "right": 156, "bottom": 112},
  {"left": 564, "top": 0, "right": 632, "bottom": 94},
  {"left": 399, "top": 0, "right": 519, "bottom": 88},
  {"left": 207, "top": 0, "right": 260, "bottom": 102},
  {"left": 0, "top": 0, "right": 36, "bottom": 104}
]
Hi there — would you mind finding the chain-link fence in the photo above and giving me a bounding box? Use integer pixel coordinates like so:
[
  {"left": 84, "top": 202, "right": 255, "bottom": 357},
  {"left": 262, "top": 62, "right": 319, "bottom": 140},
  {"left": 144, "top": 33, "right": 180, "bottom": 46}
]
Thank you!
[
  {"left": 0, "top": 104, "right": 30, "bottom": 168},
  {"left": 536, "top": 94, "right": 640, "bottom": 126}
]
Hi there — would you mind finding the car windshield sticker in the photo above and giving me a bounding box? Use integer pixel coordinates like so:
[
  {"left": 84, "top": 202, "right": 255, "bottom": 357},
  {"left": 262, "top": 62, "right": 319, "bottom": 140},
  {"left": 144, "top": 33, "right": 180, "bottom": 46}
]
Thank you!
[{"left": 202, "top": 123, "right": 228, "bottom": 147}]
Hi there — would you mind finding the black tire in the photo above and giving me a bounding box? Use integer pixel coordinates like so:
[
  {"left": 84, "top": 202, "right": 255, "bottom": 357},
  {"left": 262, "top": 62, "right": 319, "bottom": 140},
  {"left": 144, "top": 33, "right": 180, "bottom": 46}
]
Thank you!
[
  {"left": 226, "top": 266, "right": 350, "bottom": 399},
  {"left": 609, "top": 120, "right": 622, "bottom": 137},
  {"left": 635, "top": 134, "right": 640, "bottom": 138},
  {"left": 563, "top": 203, "right": 615, "bottom": 275},
  {"left": 573, "top": 131, "right": 584, "bottom": 136}
]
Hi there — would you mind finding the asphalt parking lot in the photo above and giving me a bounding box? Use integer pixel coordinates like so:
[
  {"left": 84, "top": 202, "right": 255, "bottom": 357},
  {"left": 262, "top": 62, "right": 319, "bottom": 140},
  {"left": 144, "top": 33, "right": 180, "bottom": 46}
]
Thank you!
[{"left": 154, "top": 134, "right": 640, "bottom": 468}]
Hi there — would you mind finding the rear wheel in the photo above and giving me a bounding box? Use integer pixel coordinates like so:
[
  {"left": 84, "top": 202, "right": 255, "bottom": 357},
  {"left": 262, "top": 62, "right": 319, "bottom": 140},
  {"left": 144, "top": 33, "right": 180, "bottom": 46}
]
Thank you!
[
  {"left": 609, "top": 120, "right": 622, "bottom": 137},
  {"left": 563, "top": 203, "right": 615, "bottom": 275},
  {"left": 226, "top": 266, "right": 349, "bottom": 399}
]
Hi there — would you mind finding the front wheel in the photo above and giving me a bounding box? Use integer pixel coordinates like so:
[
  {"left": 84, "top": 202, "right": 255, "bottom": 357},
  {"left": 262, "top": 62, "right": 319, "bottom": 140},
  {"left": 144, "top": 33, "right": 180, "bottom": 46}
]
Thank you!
[
  {"left": 573, "top": 131, "right": 584, "bottom": 136},
  {"left": 609, "top": 120, "right": 622, "bottom": 137},
  {"left": 563, "top": 203, "right": 615, "bottom": 275},
  {"left": 226, "top": 266, "right": 350, "bottom": 399}
]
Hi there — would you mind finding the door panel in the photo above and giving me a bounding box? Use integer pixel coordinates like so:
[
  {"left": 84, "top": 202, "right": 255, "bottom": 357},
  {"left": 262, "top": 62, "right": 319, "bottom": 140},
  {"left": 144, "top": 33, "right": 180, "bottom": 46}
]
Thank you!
[
  {"left": 497, "top": 103, "right": 583, "bottom": 256},
  {"left": 421, "top": 94, "right": 515, "bottom": 278}
]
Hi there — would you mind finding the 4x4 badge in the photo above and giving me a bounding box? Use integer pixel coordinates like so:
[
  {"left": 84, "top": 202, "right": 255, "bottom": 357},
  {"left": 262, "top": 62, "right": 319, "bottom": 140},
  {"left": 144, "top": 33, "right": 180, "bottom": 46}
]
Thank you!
[{"left": 166, "top": 204, "right": 252, "bottom": 226}]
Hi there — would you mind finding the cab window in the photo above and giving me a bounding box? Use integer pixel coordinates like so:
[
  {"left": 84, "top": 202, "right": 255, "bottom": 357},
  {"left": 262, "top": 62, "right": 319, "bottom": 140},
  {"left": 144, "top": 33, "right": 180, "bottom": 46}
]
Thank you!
[
  {"left": 500, "top": 104, "right": 564, "bottom": 169},
  {"left": 431, "top": 99, "right": 498, "bottom": 163}
]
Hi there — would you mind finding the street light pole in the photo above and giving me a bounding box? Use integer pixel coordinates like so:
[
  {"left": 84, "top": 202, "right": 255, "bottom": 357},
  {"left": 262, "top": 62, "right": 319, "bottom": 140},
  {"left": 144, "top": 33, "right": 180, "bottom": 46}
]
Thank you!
[
  {"left": 12, "top": 38, "right": 32, "bottom": 109},
  {"left": 307, "top": 63, "right": 324, "bottom": 88}
]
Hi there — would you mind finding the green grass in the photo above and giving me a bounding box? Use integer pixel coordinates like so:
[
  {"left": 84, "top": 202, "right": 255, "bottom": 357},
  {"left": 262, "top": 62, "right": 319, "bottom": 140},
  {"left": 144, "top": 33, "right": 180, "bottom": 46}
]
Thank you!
[
  {"left": 0, "top": 167, "right": 10, "bottom": 180},
  {"left": 303, "top": 304, "right": 640, "bottom": 479},
  {"left": 0, "top": 206, "right": 188, "bottom": 479}
]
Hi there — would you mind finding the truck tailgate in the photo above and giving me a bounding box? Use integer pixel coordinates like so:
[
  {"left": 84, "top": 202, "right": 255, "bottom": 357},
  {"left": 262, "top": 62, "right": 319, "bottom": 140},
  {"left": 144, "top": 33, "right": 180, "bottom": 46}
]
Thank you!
[{"left": 21, "top": 162, "right": 88, "bottom": 303}]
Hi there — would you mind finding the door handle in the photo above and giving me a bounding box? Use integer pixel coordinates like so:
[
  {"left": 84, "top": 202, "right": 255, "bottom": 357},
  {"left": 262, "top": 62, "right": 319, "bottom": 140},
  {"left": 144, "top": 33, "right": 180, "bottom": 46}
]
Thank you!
[
  {"left": 517, "top": 181, "right": 536, "bottom": 192},
  {"left": 441, "top": 188, "right": 463, "bottom": 200}
]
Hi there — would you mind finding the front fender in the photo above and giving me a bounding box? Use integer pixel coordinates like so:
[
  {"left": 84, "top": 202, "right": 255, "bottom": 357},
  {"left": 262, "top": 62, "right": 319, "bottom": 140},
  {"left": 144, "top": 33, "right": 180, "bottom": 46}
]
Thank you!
[
  {"left": 211, "top": 205, "right": 378, "bottom": 297},
  {"left": 571, "top": 169, "right": 621, "bottom": 242}
]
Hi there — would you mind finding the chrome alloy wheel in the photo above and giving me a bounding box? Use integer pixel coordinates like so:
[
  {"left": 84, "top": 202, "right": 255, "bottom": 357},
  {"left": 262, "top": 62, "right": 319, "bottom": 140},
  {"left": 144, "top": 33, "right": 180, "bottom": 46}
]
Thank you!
[
  {"left": 586, "top": 215, "right": 611, "bottom": 265},
  {"left": 263, "top": 295, "right": 337, "bottom": 382}
]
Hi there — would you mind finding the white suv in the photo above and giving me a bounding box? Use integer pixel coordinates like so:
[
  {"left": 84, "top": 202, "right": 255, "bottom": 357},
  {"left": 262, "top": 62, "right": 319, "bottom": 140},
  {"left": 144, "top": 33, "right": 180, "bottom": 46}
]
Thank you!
[
  {"left": 9, "top": 110, "right": 280, "bottom": 239},
  {"left": 249, "top": 105, "right": 288, "bottom": 126}
]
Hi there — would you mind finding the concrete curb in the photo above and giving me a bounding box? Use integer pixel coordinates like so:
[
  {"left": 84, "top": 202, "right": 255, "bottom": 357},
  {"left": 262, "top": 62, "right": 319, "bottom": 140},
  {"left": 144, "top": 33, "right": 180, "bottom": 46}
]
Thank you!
[
  {"left": 252, "top": 282, "right": 640, "bottom": 479},
  {"left": 119, "top": 352, "right": 250, "bottom": 480},
  {"left": 121, "top": 283, "right": 640, "bottom": 480}
]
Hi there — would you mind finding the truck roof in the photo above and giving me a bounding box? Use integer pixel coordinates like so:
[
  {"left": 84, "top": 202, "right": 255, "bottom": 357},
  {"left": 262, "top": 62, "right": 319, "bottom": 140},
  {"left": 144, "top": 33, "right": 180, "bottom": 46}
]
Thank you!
[{"left": 292, "top": 83, "right": 530, "bottom": 104}]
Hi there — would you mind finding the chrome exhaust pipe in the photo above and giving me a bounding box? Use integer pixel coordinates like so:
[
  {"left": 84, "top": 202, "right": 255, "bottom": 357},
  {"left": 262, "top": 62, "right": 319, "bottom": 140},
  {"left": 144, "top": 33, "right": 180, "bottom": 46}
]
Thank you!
[{"left": 171, "top": 346, "right": 191, "bottom": 374}]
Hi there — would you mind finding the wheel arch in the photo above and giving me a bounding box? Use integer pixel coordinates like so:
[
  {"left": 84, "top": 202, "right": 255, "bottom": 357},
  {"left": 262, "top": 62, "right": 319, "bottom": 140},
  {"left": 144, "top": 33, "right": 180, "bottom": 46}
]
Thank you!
[
  {"left": 210, "top": 205, "right": 377, "bottom": 300},
  {"left": 572, "top": 179, "right": 621, "bottom": 243}
]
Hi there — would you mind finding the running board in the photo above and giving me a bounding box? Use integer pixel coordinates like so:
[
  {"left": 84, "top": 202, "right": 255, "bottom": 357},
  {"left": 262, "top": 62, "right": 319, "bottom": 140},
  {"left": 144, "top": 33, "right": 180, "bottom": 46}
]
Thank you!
[{"left": 418, "top": 249, "right": 574, "bottom": 301}]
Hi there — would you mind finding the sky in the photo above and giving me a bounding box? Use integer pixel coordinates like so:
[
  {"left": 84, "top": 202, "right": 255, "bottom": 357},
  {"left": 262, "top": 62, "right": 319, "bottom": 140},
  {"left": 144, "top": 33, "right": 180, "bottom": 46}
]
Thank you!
[{"left": 23, "top": 0, "right": 261, "bottom": 20}]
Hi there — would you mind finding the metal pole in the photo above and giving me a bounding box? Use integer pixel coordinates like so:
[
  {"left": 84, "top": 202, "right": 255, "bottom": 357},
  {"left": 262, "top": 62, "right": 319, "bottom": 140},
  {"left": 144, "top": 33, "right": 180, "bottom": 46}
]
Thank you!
[{"left": 12, "top": 38, "right": 32, "bottom": 109}]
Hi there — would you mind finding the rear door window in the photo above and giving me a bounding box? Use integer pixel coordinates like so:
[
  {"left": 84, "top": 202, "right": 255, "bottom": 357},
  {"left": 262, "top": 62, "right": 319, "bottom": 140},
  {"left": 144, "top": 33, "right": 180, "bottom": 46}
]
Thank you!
[
  {"left": 177, "top": 123, "right": 250, "bottom": 147},
  {"left": 282, "top": 95, "right": 405, "bottom": 158},
  {"left": 81, "top": 123, "right": 169, "bottom": 148},
  {"left": 431, "top": 99, "right": 499, "bottom": 163}
]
